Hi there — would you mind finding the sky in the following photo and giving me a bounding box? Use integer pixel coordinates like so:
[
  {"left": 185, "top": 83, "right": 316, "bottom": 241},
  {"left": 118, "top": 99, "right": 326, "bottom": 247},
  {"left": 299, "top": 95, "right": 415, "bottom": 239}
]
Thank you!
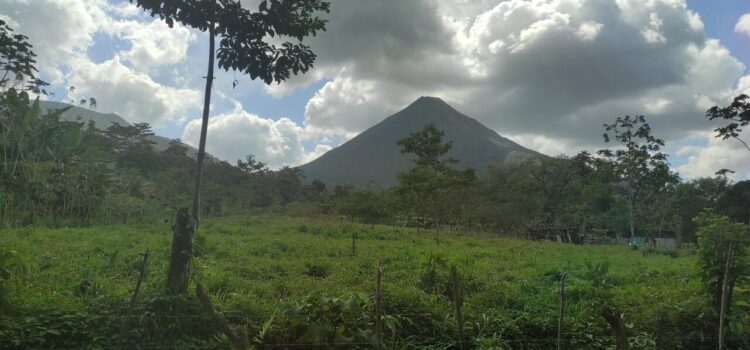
[{"left": 2, "top": 0, "right": 750, "bottom": 179}]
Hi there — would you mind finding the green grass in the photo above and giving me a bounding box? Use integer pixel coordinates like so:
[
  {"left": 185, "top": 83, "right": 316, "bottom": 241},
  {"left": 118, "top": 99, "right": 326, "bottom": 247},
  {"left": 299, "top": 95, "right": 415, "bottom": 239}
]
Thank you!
[{"left": 0, "top": 215, "right": 713, "bottom": 349}]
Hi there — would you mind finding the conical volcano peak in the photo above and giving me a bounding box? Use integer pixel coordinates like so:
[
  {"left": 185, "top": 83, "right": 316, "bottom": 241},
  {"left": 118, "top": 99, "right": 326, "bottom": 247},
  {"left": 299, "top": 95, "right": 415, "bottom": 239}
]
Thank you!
[
  {"left": 391, "top": 96, "right": 469, "bottom": 125},
  {"left": 414, "top": 96, "right": 446, "bottom": 104},
  {"left": 298, "top": 96, "right": 543, "bottom": 188},
  {"left": 409, "top": 96, "right": 452, "bottom": 110}
]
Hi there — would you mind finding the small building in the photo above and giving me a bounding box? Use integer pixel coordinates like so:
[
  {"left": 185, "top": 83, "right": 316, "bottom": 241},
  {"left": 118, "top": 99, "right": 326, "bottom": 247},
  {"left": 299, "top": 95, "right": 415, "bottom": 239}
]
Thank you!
[
  {"left": 654, "top": 230, "right": 678, "bottom": 249},
  {"left": 526, "top": 227, "right": 582, "bottom": 244}
]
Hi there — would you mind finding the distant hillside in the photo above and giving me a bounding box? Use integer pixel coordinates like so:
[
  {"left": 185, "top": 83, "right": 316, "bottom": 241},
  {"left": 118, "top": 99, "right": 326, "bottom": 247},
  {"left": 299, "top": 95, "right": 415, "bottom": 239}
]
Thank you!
[
  {"left": 39, "top": 100, "right": 207, "bottom": 159},
  {"left": 298, "top": 96, "right": 543, "bottom": 188}
]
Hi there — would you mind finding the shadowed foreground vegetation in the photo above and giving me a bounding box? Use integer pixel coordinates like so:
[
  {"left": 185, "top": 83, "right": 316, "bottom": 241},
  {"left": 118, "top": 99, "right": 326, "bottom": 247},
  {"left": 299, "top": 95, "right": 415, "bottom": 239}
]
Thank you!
[{"left": 4, "top": 215, "right": 744, "bottom": 349}]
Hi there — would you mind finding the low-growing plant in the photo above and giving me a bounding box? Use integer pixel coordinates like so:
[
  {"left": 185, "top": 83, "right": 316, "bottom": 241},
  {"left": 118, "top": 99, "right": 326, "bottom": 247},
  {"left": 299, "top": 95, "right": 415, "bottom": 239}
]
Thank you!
[
  {"left": 273, "top": 292, "right": 373, "bottom": 347},
  {"left": 304, "top": 262, "right": 329, "bottom": 278}
]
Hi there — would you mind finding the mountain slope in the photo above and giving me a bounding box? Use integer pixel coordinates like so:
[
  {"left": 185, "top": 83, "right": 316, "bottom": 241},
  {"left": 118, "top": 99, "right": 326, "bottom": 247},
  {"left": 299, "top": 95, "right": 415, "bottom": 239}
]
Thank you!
[
  {"left": 39, "top": 100, "right": 205, "bottom": 158},
  {"left": 298, "top": 96, "right": 543, "bottom": 188}
]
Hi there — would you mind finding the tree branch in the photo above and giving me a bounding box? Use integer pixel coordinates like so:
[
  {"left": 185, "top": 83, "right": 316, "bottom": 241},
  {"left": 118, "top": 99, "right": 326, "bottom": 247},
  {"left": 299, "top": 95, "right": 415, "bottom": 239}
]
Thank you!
[{"left": 733, "top": 136, "right": 750, "bottom": 153}]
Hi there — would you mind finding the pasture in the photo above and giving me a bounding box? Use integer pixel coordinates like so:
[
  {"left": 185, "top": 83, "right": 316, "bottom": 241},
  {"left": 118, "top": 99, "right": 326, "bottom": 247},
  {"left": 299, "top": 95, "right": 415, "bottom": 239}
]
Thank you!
[{"left": 1, "top": 215, "right": 709, "bottom": 349}]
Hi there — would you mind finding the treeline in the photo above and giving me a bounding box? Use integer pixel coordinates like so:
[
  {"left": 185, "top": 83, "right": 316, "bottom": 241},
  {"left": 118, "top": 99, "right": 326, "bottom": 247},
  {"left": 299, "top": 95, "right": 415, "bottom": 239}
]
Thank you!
[
  {"left": 3, "top": 89, "right": 750, "bottom": 243},
  {"left": 293, "top": 122, "right": 749, "bottom": 244},
  {"left": 0, "top": 89, "right": 321, "bottom": 227}
]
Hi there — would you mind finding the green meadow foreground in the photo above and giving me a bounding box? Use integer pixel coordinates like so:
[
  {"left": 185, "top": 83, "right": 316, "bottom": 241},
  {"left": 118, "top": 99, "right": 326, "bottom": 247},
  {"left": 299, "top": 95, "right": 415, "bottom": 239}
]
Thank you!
[{"left": 0, "top": 216, "right": 716, "bottom": 349}]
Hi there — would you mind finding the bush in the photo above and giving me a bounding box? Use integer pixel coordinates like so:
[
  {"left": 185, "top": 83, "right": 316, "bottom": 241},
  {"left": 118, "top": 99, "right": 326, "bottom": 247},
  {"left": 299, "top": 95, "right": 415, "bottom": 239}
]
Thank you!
[
  {"left": 417, "top": 253, "right": 483, "bottom": 299},
  {"left": 304, "top": 262, "right": 328, "bottom": 278},
  {"left": 0, "top": 248, "right": 28, "bottom": 313}
]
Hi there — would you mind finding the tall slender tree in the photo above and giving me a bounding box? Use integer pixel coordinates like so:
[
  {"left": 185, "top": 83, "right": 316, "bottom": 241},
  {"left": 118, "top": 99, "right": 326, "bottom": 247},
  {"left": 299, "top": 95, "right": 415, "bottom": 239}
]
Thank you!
[
  {"left": 598, "top": 115, "right": 677, "bottom": 242},
  {"left": 130, "top": 0, "right": 329, "bottom": 294},
  {"left": 397, "top": 123, "right": 475, "bottom": 237}
]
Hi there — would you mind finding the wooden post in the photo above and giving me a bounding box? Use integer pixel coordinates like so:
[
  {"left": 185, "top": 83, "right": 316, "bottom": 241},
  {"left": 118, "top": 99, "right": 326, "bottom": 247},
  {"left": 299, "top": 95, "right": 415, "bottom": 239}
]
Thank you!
[
  {"left": 602, "top": 306, "right": 628, "bottom": 350},
  {"left": 352, "top": 231, "right": 357, "bottom": 256},
  {"left": 167, "top": 208, "right": 196, "bottom": 295},
  {"left": 451, "top": 266, "right": 467, "bottom": 350},
  {"left": 130, "top": 249, "right": 150, "bottom": 308},
  {"left": 436, "top": 220, "right": 440, "bottom": 245},
  {"left": 375, "top": 262, "right": 383, "bottom": 350},
  {"left": 557, "top": 272, "right": 567, "bottom": 350},
  {"left": 719, "top": 242, "right": 734, "bottom": 350}
]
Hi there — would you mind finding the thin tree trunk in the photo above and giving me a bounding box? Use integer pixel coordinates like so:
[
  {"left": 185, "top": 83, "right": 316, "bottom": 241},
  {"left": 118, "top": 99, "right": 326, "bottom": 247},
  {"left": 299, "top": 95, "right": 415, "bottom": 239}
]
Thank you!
[
  {"left": 558, "top": 273, "right": 566, "bottom": 350},
  {"left": 167, "top": 3, "right": 214, "bottom": 295},
  {"left": 436, "top": 220, "right": 440, "bottom": 245},
  {"left": 719, "top": 242, "right": 734, "bottom": 350},
  {"left": 452, "top": 266, "right": 467, "bottom": 350},
  {"left": 375, "top": 263, "right": 383, "bottom": 350},
  {"left": 628, "top": 200, "right": 635, "bottom": 242},
  {"left": 192, "top": 10, "right": 216, "bottom": 221},
  {"left": 658, "top": 213, "right": 666, "bottom": 239}
]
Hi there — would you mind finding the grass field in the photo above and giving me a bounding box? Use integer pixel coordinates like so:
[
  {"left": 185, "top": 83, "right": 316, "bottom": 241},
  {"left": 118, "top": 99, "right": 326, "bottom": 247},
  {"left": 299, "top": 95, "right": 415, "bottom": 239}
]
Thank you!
[{"left": 0, "top": 215, "right": 714, "bottom": 349}]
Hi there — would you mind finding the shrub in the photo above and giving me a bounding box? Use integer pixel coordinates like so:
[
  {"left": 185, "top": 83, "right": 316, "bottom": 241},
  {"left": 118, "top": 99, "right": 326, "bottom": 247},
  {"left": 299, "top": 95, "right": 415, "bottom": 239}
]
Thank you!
[
  {"left": 304, "top": 262, "right": 328, "bottom": 278},
  {"left": 694, "top": 211, "right": 749, "bottom": 311}
]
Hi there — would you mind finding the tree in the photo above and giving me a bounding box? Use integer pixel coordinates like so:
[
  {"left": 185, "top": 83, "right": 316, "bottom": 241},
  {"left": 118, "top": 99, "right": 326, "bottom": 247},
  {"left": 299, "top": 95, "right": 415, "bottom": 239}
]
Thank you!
[
  {"left": 673, "top": 177, "right": 730, "bottom": 242},
  {"left": 396, "top": 123, "right": 475, "bottom": 239},
  {"left": 0, "top": 19, "right": 47, "bottom": 93},
  {"left": 337, "top": 189, "right": 387, "bottom": 229},
  {"left": 274, "top": 166, "right": 304, "bottom": 206},
  {"left": 130, "top": 0, "right": 330, "bottom": 294},
  {"left": 598, "top": 115, "right": 677, "bottom": 241},
  {"left": 694, "top": 210, "right": 749, "bottom": 348},
  {"left": 706, "top": 94, "right": 750, "bottom": 153},
  {"left": 473, "top": 162, "right": 542, "bottom": 232},
  {"left": 235, "top": 154, "right": 273, "bottom": 208},
  {"left": 721, "top": 181, "right": 750, "bottom": 225},
  {"left": 397, "top": 123, "right": 456, "bottom": 171},
  {"left": 237, "top": 154, "right": 268, "bottom": 175},
  {"left": 164, "top": 138, "right": 190, "bottom": 158}
]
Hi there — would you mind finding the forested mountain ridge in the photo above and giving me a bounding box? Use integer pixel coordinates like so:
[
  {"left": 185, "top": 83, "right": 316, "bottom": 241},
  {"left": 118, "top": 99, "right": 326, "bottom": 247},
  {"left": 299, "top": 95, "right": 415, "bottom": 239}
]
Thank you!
[
  {"left": 1, "top": 93, "right": 317, "bottom": 227},
  {"left": 298, "top": 96, "right": 543, "bottom": 188},
  {"left": 39, "top": 100, "right": 207, "bottom": 158}
]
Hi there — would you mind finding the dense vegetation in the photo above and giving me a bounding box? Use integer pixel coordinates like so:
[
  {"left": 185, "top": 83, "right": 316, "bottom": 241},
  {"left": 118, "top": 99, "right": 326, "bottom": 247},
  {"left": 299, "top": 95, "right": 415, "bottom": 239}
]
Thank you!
[
  {"left": 0, "top": 88, "right": 318, "bottom": 228},
  {"left": 1, "top": 215, "right": 742, "bottom": 349},
  {"left": 2, "top": 90, "right": 747, "bottom": 245},
  {"left": 2, "top": 4, "right": 750, "bottom": 349}
]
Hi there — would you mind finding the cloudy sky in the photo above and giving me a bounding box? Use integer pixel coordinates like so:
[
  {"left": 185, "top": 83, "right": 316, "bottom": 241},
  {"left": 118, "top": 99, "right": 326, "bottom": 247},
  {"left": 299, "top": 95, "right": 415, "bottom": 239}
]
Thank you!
[{"left": 3, "top": 0, "right": 750, "bottom": 179}]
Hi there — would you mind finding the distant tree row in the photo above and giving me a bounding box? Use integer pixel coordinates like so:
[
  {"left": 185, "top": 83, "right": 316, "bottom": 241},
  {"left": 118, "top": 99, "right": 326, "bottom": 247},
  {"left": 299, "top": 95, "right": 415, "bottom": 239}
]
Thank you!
[
  {"left": 325, "top": 119, "right": 749, "bottom": 245},
  {"left": 0, "top": 91, "right": 319, "bottom": 228}
]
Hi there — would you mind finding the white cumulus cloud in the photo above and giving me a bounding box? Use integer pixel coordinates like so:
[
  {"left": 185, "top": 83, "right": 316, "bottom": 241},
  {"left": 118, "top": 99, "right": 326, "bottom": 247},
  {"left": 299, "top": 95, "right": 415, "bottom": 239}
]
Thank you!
[
  {"left": 735, "top": 13, "right": 750, "bottom": 37},
  {"left": 66, "top": 57, "right": 201, "bottom": 125},
  {"left": 181, "top": 102, "right": 331, "bottom": 169},
  {"left": 105, "top": 19, "right": 196, "bottom": 71}
]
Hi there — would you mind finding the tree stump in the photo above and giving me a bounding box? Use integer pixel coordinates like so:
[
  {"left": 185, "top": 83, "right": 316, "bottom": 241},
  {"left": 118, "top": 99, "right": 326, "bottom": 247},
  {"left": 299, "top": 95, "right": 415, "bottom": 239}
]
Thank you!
[{"left": 167, "top": 208, "right": 196, "bottom": 295}]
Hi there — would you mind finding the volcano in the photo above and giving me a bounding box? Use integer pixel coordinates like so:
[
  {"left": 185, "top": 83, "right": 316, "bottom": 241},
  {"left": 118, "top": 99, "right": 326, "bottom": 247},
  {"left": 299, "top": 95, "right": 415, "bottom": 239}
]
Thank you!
[{"left": 298, "top": 96, "right": 543, "bottom": 188}]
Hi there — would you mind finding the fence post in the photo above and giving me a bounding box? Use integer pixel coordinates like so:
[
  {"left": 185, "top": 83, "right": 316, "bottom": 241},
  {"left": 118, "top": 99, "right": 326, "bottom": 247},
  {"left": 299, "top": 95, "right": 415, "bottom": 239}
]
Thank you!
[
  {"left": 452, "top": 266, "right": 467, "bottom": 350},
  {"left": 436, "top": 221, "right": 440, "bottom": 245},
  {"left": 557, "top": 272, "right": 567, "bottom": 350},
  {"left": 352, "top": 231, "right": 357, "bottom": 256},
  {"left": 129, "top": 248, "right": 149, "bottom": 309},
  {"left": 376, "top": 262, "right": 383, "bottom": 350}
]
